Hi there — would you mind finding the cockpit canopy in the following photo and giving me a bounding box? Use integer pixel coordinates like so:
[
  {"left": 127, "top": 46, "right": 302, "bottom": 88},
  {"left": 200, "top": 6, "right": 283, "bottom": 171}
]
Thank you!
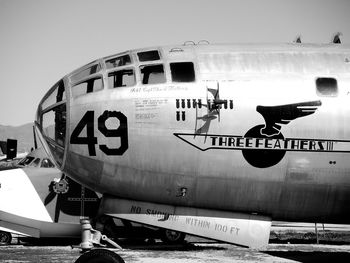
[
  {"left": 36, "top": 47, "right": 197, "bottom": 168},
  {"left": 17, "top": 147, "right": 56, "bottom": 168},
  {"left": 18, "top": 156, "right": 55, "bottom": 168},
  {"left": 36, "top": 79, "right": 66, "bottom": 167}
]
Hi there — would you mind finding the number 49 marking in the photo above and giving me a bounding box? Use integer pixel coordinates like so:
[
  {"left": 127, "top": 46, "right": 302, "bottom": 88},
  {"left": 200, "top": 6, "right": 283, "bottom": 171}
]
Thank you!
[{"left": 70, "top": 110, "right": 128, "bottom": 156}]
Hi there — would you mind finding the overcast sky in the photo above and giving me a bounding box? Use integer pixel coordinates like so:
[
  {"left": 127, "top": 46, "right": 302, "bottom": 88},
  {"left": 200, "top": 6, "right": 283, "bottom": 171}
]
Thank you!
[{"left": 1, "top": 0, "right": 349, "bottom": 126}]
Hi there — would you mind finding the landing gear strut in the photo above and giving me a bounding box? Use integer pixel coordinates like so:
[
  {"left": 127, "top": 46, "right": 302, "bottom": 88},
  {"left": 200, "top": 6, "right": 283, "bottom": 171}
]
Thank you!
[{"left": 75, "top": 219, "right": 124, "bottom": 263}]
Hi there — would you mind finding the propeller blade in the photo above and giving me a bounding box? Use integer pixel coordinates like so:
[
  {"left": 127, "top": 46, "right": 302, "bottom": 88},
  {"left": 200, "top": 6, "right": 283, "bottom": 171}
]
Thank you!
[{"left": 44, "top": 190, "right": 57, "bottom": 206}]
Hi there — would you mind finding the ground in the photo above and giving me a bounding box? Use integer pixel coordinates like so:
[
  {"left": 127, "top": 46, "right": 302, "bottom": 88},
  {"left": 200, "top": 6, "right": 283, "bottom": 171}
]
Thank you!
[{"left": 1, "top": 230, "right": 350, "bottom": 262}]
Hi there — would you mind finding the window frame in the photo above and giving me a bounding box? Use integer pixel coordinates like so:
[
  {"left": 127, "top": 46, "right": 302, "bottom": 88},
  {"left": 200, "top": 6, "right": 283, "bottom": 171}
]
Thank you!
[
  {"left": 316, "top": 77, "right": 338, "bottom": 97},
  {"left": 170, "top": 62, "right": 196, "bottom": 83},
  {"left": 139, "top": 64, "right": 166, "bottom": 85},
  {"left": 41, "top": 103, "right": 66, "bottom": 147},
  {"left": 18, "top": 156, "right": 35, "bottom": 166},
  {"left": 71, "top": 76, "right": 104, "bottom": 98},
  {"left": 137, "top": 50, "right": 161, "bottom": 62},
  {"left": 108, "top": 67, "right": 136, "bottom": 88},
  {"left": 105, "top": 54, "right": 132, "bottom": 70},
  {"left": 32, "top": 158, "right": 41, "bottom": 167},
  {"left": 70, "top": 63, "right": 101, "bottom": 84}
]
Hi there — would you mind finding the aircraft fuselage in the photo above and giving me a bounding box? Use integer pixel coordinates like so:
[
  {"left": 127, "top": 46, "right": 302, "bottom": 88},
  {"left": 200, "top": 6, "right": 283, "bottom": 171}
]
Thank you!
[{"left": 36, "top": 43, "right": 350, "bottom": 224}]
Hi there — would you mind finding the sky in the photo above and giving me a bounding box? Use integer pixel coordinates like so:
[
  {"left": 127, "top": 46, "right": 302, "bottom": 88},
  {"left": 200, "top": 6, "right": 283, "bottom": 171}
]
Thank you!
[{"left": 0, "top": 0, "right": 350, "bottom": 126}]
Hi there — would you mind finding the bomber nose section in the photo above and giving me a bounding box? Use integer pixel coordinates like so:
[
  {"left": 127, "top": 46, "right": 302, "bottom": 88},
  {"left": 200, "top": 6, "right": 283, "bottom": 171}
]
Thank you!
[{"left": 35, "top": 79, "right": 67, "bottom": 168}]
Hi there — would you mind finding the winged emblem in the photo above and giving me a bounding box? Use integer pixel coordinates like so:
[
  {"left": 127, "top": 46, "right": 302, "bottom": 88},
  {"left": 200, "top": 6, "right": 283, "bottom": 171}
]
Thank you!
[{"left": 256, "top": 100, "right": 322, "bottom": 137}]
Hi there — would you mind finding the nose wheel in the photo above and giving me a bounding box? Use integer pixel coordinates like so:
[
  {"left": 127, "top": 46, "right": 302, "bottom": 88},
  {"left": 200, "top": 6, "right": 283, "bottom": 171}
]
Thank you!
[
  {"left": 74, "top": 219, "right": 124, "bottom": 263},
  {"left": 75, "top": 249, "right": 124, "bottom": 263}
]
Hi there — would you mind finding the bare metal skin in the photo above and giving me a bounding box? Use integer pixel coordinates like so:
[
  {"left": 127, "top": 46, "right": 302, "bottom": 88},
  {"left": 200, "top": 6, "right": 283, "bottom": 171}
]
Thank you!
[{"left": 36, "top": 43, "right": 350, "bottom": 230}]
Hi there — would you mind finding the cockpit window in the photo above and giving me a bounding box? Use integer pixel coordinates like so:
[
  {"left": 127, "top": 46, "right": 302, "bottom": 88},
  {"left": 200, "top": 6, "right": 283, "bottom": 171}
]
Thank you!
[
  {"left": 108, "top": 68, "right": 135, "bottom": 88},
  {"left": 170, "top": 62, "right": 195, "bottom": 82},
  {"left": 32, "top": 158, "right": 41, "bottom": 167},
  {"left": 137, "top": 50, "right": 160, "bottom": 62},
  {"left": 140, "top": 64, "right": 165, "bottom": 84},
  {"left": 18, "top": 156, "right": 35, "bottom": 166},
  {"left": 41, "top": 158, "right": 55, "bottom": 168},
  {"left": 70, "top": 64, "right": 101, "bottom": 83},
  {"left": 316, "top": 77, "right": 338, "bottom": 97},
  {"left": 37, "top": 78, "right": 66, "bottom": 167},
  {"left": 106, "top": 55, "right": 131, "bottom": 69},
  {"left": 42, "top": 103, "right": 66, "bottom": 147},
  {"left": 72, "top": 77, "right": 103, "bottom": 97},
  {"left": 41, "top": 80, "right": 65, "bottom": 110}
]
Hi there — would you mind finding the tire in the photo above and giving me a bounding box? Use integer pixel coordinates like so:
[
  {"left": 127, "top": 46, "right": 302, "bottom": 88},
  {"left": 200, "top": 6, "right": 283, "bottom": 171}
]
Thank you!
[
  {"left": 75, "top": 249, "right": 125, "bottom": 263},
  {"left": 0, "top": 231, "right": 12, "bottom": 245},
  {"left": 160, "top": 229, "right": 186, "bottom": 244}
]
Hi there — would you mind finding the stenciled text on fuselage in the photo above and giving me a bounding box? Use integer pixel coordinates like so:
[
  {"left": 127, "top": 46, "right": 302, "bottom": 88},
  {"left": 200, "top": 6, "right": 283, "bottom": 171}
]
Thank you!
[{"left": 210, "top": 135, "right": 334, "bottom": 152}]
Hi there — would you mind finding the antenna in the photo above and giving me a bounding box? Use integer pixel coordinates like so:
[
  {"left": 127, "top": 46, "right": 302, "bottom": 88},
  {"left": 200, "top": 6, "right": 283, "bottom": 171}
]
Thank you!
[
  {"left": 183, "top": 41, "right": 196, "bottom": 46},
  {"left": 198, "top": 40, "right": 210, "bottom": 45}
]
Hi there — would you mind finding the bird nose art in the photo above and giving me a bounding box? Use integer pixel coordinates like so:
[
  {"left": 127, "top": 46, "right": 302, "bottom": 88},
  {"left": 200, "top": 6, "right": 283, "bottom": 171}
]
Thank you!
[{"left": 35, "top": 79, "right": 67, "bottom": 168}]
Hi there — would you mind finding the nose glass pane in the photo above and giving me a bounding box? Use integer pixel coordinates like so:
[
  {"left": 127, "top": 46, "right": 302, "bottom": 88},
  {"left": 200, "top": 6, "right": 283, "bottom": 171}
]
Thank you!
[{"left": 42, "top": 104, "right": 66, "bottom": 147}]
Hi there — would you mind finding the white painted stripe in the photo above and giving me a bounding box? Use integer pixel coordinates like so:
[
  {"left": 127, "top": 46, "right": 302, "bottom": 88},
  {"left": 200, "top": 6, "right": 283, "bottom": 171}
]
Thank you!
[{"left": 0, "top": 169, "right": 52, "bottom": 222}]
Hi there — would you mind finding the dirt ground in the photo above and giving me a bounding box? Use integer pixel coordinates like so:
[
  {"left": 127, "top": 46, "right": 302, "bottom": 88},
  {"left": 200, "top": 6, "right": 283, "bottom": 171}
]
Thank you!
[
  {"left": 1, "top": 231, "right": 350, "bottom": 263},
  {"left": 0, "top": 242, "right": 350, "bottom": 263}
]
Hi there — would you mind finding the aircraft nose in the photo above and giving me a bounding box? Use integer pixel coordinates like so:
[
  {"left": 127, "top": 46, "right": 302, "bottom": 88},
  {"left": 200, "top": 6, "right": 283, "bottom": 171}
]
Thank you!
[{"left": 35, "top": 79, "right": 67, "bottom": 168}]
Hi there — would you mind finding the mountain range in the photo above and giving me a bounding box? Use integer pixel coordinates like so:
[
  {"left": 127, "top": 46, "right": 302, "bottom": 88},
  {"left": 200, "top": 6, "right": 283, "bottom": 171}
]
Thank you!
[{"left": 0, "top": 123, "right": 34, "bottom": 153}]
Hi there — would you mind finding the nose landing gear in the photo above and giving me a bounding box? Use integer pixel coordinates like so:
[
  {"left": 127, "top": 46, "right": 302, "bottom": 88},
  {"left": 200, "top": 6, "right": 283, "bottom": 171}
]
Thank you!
[
  {"left": 74, "top": 219, "right": 124, "bottom": 263},
  {"left": 75, "top": 249, "right": 124, "bottom": 263}
]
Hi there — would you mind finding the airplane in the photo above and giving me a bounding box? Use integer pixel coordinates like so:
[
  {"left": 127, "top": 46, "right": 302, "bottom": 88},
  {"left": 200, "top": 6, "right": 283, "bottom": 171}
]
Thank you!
[
  {"left": 0, "top": 147, "right": 100, "bottom": 244},
  {"left": 29, "top": 37, "right": 350, "bottom": 262},
  {"left": 0, "top": 147, "right": 183, "bottom": 246}
]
